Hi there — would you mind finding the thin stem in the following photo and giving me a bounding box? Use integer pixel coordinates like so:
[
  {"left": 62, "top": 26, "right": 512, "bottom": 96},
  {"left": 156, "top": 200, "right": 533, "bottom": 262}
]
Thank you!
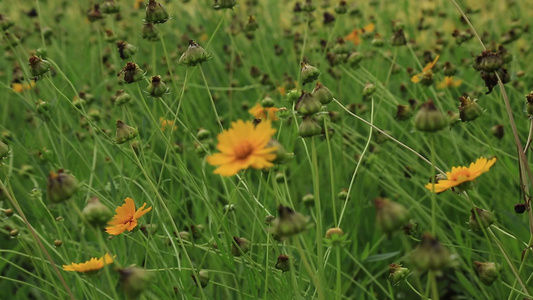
[
  {"left": 311, "top": 137, "right": 325, "bottom": 300},
  {"left": 199, "top": 66, "right": 223, "bottom": 130}
]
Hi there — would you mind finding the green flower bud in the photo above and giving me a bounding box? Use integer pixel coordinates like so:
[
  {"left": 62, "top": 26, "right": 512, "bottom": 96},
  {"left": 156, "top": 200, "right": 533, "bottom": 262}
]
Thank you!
[
  {"left": 391, "top": 29, "right": 407, "bottom": 46},
  {"left": 140, "top": 224, "right": 158, "bottom": 237},
  {"left": 363, "top": 83, "right": 377, "bottom": 96},
  {"left": 302, "top": 193, "right": 315, "bottom": 207},
  {"left": 118, "top": 62, "right": 145, "bottom": 84},
  {"left": 101, "top": 0, "right": 120, "bottom": 14},
  {"left": 410, "top": 233, "right": 451, "bottom": 271},
  {"left": 54, "top": 239, "right": 63, "bottom": 247},
  {"left": 0, "top": 14, "right": 14, "bottom": 31},
  {"left": 271, "top": 205, "right": 309, "bottom": 238},
  {"left": 47, "top": 169, "right": 79, "bottom": 203},
  {"left": 459, "top": 96, "right": 483, "bottom": 122},
  {"left": 147, "top": 75, "right": 169, "bottom": 97},
  {"left": 0, "top": 140, "right": 9, "bottom": 159},
  {"left": 28, "top": 55, "right": 50, "bottom": 77},
  {"left": 244, "top": 15, "right": 259, "bottom": 33},
  {"left": 337, "top": 188, "right": 348, "bottom": 201},
  {"left": 347, "top": 51, "right": 363, "bottom": 67},
  {"left": 104, "top": 29, "right": 117, "bottom": 43},
  {"left": 389, "top": 263, "right": 409, "bottom": 285},
  {"left": 266, "top": 139, "right": 291, "bottom": 164},
  {"left": 196, "top": 128, "right": 210, "bottom": 140},
  {"left": 275, "top": 254, "right": 291, "bottom": 272},
  {"left": 261, "top": 95, "right": 275, "bottom": 108},
  {"left": 87, "top": 4, "right": 104, "bottom": 22},
  {"left": 115, "top": 120, "right": 139, "bottom": 144},
  {"left": 3, "top": 208, "right": 13, "bottom": 217},
  {"left": 300, "top": 62, "right": 321, "bottom": 85},
  {"left": 213, "top": 0, "right": 237, "bottom": 10},
  {"left": 145, "top": 0, "right": 170, "bottom": 23},
  {"left": 414, "top": 100, "right": 448, "bottom": 132},
  {"left": 141, "top": 23, "right": 160, "bottom": 41},
  {"left": 10, "top": 229, "right": 19, "bottom": 237},
  {"left": 223, "top": 204, "right": 235, "bottom": 213},
  {"left": 474, "top": 261, "right": 500, "bottom": 286},
  {"left": 298, "top": 116, "right": 322, "bottom": 138},
  {"left": 192, "top": 270, "right": 210, "bottom": 288},
  {"left": 296, "top": 91, "right": 322, "bottom": 115},
  {"left": 286, "top": 89, "right": 300, "bottom": 103},
  {"left": 324, "top": 227, "right": 349, "bottom": 247},
  {"left": 469, "top": 207, "right": 495, "bottom": 231},
  {"left": 190, "top": 224, "right": 204, "bottom": 239},
  {"left": 119, "top": 266, "right": 152, "bottom": 298},
  {"left": 313, "top": 82, "right": 333, "bottom": 105},
  {"left": 332, "top": 38, "right": 349, "bottom": 55},
  {"left": 275, "top": 172, "right": 285, "bottom": 183},
  {"left": 179, "top": 40, "right": 212, "bottom": 67},
  {"left": 36, "top": 99, "right": 50, "bottom": 116},
  {"left": 396, "top": 104, "right": 413, "bottom": 121},
  {"left": 374, "top": 197, "right": 410, "bottom": 235},
  {"left": 473, "top": 50, "right": 503, "bottom": 72},
  {"left": 231, "top": 236, "right": 251, "bottom": 256},
  {"left": 447, "top": 110, "right": 460, "bottom": 127},
  {"left": 334, "top": 1, "right": 347, "bottom": 14},
  {"left": 371, "top": 34, "right": 385, "bottom": 47},
  {"left": 117, "top": 41, "right": 138, "bottom": 60},
  {"left": 82, "top": 196, "right": 112, "bottom": 227},
  {"left": 177, "top": 231, "right": 190, "bottom": 241},
  {"left": 114, "top": 89, "right": 132, "bottom": 106}
]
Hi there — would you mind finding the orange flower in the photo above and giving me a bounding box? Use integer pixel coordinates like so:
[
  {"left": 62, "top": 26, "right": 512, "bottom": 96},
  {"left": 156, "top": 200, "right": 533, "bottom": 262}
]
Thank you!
[
  {"left": 411, "top": 55, "right": 440, "bottom": 83},
  {"left": 11, "top": 82, "right": 35, "bottom": 93},
  {"left": 437, "top": 76, "right": 462, "bottom": 89},
  {"left": 425, "top": 157, "right": 497, "bottom": 193},
  {"left": 159, "top": 117, "right": 178, "bottom": 131},
  {"left": 249, "top": 103, "right": 279, "bottom": 121},
  {"left": 63, "top": 254, "right": 114, "bottom": 273},
  {"left": 207, "top": 120, "right": 277, "bottom": 176},
  {"left": 344, "top": 23, "right": 375, "bottom": 46},
  {"left": 106, "top": 197, "right": 152, "bottom": 235}
]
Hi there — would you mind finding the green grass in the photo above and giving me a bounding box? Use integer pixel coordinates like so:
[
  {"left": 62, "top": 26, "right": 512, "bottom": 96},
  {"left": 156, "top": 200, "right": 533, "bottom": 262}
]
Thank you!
[{"left": 1, "top": 0, "right": 533, "bottom": 299}]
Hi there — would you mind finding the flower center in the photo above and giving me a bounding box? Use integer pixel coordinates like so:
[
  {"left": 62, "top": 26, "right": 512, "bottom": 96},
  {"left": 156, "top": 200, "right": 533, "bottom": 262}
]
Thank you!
[
  {"left": 450, "top": 169, "right": 470, "bottom": 181},
  {"left": 234, "top": 142, "right": 254, "bottom": 160}
]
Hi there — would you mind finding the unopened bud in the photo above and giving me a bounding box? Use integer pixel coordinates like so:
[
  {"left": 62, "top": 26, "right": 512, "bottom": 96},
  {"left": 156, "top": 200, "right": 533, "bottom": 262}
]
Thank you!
[
  {"left": 119, "top": 266, "right": 152, "bottom": 298},
  {"left": 374, "top": 197, "right": 410, "bottom": 234},
  {"left": 474, "top": 261, "right": 500, "bottom": 286},
  {"left": 145, "top": 0, "right": 170, "bottom": 23},
  {"left": 261, "top": 95, "right": 275, "bottom": 108},
  {"left": 213, "top": 0, "right": 237, "bottom": 10},
  {"left": 410, "top": 233, "right": 451, "bottom": 271},
  {"left": 459, "top": 96, "right": 483, "bottom": 122},
  {"left": 300, "top": 62, "right": 321, "bottom": 85},
  {"left": 363, "top": 83, "right": 377, "bottom": 96},
  {"left": 47, "top": 169, "right": 79, "bottom": 203},
  {"left": 271, "top": 205, "right": 309, "bottom": 238},
  {"left": 414, "top": 100, "right": 448, "bottom": 132},
  {"left": 313, "top": 82, "right": 333, "bottom": 105},
  {"left": 3, "top": 208, "right": 13, "bottom": 217},
  {"left": 117, "top": 41, "right": 138, "bottom": 60},
  {"left": 299, "top": 116, "right": 322, "bottom": 138},
  {"left": 396, "top": 104, "right": 413, "bottom": 121},
  {"left": 389, "top": 263, "right": 409, "bottom": 285},
  {"left": 334, "top": 1, "right": 347, "bottom": 14},
  {"left": 118, "top": 62, "right": 145, "bottom": 84},
  {"left": 147, "top": 75, "right": 169, "bottom": 97},
  {"left": 82, "top": 196, "right": 112, "bottom": 227},
  {"left": 0, "top": 140, "right": 9, "bottom": 159},
  {"left": 391, "top": 29, "right": 406, "bottom": 46},
  {"left": 54, "top": 239, "right": 63, "bottom": 247},
  {"left": 101, "top": 0, "right": 120, "bottom": 14},
  {"left": 286, "top": 89, "right": 300, "bottom": 103},
  {"left": 469, "top": 207, "right": 495, "bottom": 231},
  {"left": 114, "top": 89, "right": 132, "bottom": 106},
  {"left": 231, "top": 236, "right": 251, "bottom": 256},
  {"left": 141, "top": 23, "right": 160, "bottom": 41},
  {"left": 179, "top": 40, "right": 212, "bottom": 67},
  {"left": 28, "top": 55, "right": 50, "bottom": 77},
  {"left": 296, "top": 91, "right": 322, "bottom": 115},
  {"left": 275, "top": 254, "right": 291, "bottom": 272},
  {"left": 491, "top": 124, "right": 504, "bottom": 139},
  {"left": 473, "top": 51, "right": 503, "bottom": 72},
  {"left": 115, "top": 120, "right": 138, "bottom": 144},
  {"left": 347, "top": 52, "right": 363, "bottom": 67}
]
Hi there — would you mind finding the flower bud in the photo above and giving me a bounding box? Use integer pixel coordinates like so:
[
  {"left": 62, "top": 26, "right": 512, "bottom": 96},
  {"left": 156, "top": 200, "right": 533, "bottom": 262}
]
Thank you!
[
  {"left": 267, "top": 139, "right": 291, "bottom": 164},
  {"left": 469, "top": 207, "right": 495, "bottom": 231},
  {"left": 391, "top": 29, "right": 407, "bottom": 46},
  {"left": 347, "top": 51, "right": 363, "bottom": 67},
  {"left": 231, "top": 236, "right": 251, "bottom": 256},
  {"left": 141, "top": 23, "right": 160, "bottom": 41},
  {"left": 414, "top": 99, "right": 448, "bottom": 132},
  {"left": 389, "top": 263, "right": 409, "bottom": 285},
  {"left": 300, "top": 62, "right": 321, "bottom": 85},
  {"left": 47, "top": 169, "right": 79, "bottom": 203},
  {"left": 324, "top": 227, "right": 348, "bottom": 247},
  {"left": 313, "top": 82, "right": 333, "bottom": 105},
  {"left": 374, "top": 197, "right": 410, "bottom": 235},
  {"left": 192, "top": 270, "right": 210, "bottom": 288},
  {"left": 286, "top": 89, "right": 300, "bottom": 103},
  {"left": 296, "top": 91, "right": 322, "bottom": 115},
  {"left": 118, "top": 62, "right": 145, "bottom": 84},
  {"left": 275, "top": 172, "right": 285, "bottom": 183},
  {"left": 337, "top": 188, "right": 348, "bottom": 201},
  {"left": 223, "top": 204, "right": 235, "bottom": 213},
  {"left": 275, "top": 254, "right": 291, "bottom": 272},
  {"left": 28, "top": 55, "right": 50, "bottom": 77},
  {"left": 10, "top": 229, "right": 19, "bottom": 237},
  {"left": 459, "top": 96, "right": 483, "bottom": 122},
  {"left": 3, "top": 208, "right": 13, "bottom": 217},
  {"left": 101, "top": 0, "right": 120, "bottom": 14},
  {"left": 395, "top": 104, "right": 412, "bottom": 121},
  {"left": 179, "top": 40, "right": 212, "bottom": 67},
  {"left": 491, "top": 124, "right": 504, "bottom": 139},
  {"left": 271, "top": 205, "right": 309, "bottom": 238},
  {"left": 82, "top": 196, "right": 112, "bottom": 227},
  {"left": 261, "top": 95, "right": 275, "bottom": 108},
  {"left": 115, "top": 120, "right": 139, "bottom": 144},
  {"left": 299, "top": 116, "right": 322, "bottom": 138},
  {"left": 0, "top": 140, "right": 9, "bottom": 159},
  {"left": 140, "top": 224, "right": 158, "bottom": 237},
  {"left": 474, "top": 261, "right": 500, "bottom": 286},
  {"left": 114, "top": 89, "right": 132, "bottom": 106},
  {"left": 104, "top": 29, "right": 117, "bottom": 43},
  {"left": 473, "top": 51, "right": 503, "bottom": 72},
  {"left": 118, "top": 266, "right": 152, "bottom": 298},
  {"left": 410, "top": 233, "right": 451, "bottom": 271},
  {"left": 334, "top": 1, "right": 347, "bottom": 14},
  {"left": 117, "top": 41, "right": 138, "bottom": 60},
  {"left": 213, "top": 0, "right": 237, "bottom": 10},
  {"left": 147, "top": 75, "right": 169, "bottom": 97},
  {"left": 145, "top": 0, "right": 170, "bottom": 23},
  {"left": 363, "top": 83, "right": 377, "bottom": 96},
  {"left": 54, "top": 239, "right": 63, "bottom": 247},
  {"left": 302, "top": 193, "right": 315, "bottom": 207},
  {"left": 87, "top": 4, "right": 104, "bottom": 22}
]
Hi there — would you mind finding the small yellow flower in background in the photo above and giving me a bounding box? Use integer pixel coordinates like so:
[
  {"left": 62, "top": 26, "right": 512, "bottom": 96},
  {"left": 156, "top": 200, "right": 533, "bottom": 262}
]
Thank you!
[
  {"left": 106, "top": 197, "right": 152, "bottom": 235},
  {"left": 159, "top": 117, "right": 178, "bottom": 131},
  {"left": 11, "top": 82, "right": 35, "bottom": 93},
  {"left": 425, "top": 157, "right": 497, "bottom": 193},
  {"left": 249, "top": 103, "right": 279, "bottom": 121},
  {"left": 207, "top": 120, "right": 277, "bottom": 176},
  {"left": 134, "top": 0, "right": 144, "bottom": 9},
  {"left": 63, "top": 253, "right": 114, "bottom": 273},
  {"left": 277, "top": 86, "right": 286, "bottom": 96},
  {"left": 344, "top": 23, "right": 375, "bottom": 46},
  {"left": 438, "top": 76, "right": 462, "bottom": 89},
  {"left": 411, "top": 55, "right": 440, "bottom": 83},
  {"left": 200, "top": 33, "right": 208, "bottom": 42}
]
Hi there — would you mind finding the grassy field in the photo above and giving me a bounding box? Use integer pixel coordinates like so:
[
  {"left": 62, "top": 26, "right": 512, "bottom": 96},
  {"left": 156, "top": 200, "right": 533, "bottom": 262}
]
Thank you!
[{"left": 1, "top": 0, "right": 533, "bottom": 299}]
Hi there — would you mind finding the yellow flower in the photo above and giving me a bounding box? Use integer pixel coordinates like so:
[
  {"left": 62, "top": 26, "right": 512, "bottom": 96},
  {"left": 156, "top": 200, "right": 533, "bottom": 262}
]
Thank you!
[
  {"left": 344, "top": 23, "right": 375, "bottom": 46},
  {"left": 411, "top": 55, "right": 440, "bottom": 83},
  {"left": 134, "top": 0, "right": 144, "bottom": 9},
  {"left": 437, "top": 76, "right": 462, "bottom": 89},
  {"left": 11, "top": 82, "right": 35, "bottom": 93},
  {"left": 106, "top": 197, "right": 152, "bottom": 235},
  {"left": 249, "top": 103, "right": 279, "bottom": 121},
  {"left": 159, "top": 117, "right": 178, "bottom": 131},
  {"left": 63, "top": 254, "right": 114, "bottom": 273},
  {"left": 425, "top": 157, "right": 497, "bottom": 193},
  {"left": 207, "top": 120, "right": 277, "bottom": 176}
]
